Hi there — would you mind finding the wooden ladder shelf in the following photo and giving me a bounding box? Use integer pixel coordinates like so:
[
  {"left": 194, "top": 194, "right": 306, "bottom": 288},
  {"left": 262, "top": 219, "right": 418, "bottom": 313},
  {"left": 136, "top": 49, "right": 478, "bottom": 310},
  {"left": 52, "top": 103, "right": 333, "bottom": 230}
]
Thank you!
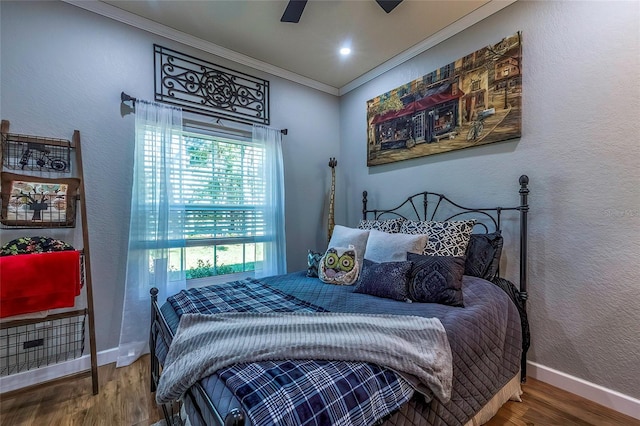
[{"left": 0, "top": 119, "right": 99, "bottom": 395}]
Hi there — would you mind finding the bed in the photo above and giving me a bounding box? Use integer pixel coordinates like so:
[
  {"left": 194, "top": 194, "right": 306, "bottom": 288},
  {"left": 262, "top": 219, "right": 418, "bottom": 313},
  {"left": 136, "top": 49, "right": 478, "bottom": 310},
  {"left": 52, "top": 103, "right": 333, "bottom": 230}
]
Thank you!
[{"left": 150, "top": 175, "right": 531, "bottom": 426}]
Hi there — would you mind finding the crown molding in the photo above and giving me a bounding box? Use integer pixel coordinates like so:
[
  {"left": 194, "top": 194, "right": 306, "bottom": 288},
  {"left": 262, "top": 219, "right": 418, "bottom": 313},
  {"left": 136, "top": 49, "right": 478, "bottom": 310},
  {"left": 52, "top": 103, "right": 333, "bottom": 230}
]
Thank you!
[
  {"left": 62, "top": 0, "right": 340, "bottom": 96},
  {"left": 63, "top": 0, "right": 515, "bottom": 98},
  {"left": 338, "top": 0, "right": 518, "bottom": 95}
]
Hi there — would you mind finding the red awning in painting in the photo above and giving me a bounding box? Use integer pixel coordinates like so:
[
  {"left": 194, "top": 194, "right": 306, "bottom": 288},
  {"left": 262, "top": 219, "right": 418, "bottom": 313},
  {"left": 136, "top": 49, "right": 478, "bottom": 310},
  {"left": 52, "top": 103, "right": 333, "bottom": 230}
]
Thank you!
[
  {"left": 414, "top": 88, "right": 465, "bottom": 111},
  {"left": 371, "top": 84, "right": 465, "bottom": 125},
  {"left": 371, "top": 102, "right": 416, "bottom": 124}
]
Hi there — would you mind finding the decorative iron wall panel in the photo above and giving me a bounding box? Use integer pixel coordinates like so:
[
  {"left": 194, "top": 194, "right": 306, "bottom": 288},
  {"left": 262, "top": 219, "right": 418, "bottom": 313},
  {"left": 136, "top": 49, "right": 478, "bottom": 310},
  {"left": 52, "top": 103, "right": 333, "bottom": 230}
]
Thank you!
[{"left": 154, "top": 45, "right": 270, "bottom": 125}]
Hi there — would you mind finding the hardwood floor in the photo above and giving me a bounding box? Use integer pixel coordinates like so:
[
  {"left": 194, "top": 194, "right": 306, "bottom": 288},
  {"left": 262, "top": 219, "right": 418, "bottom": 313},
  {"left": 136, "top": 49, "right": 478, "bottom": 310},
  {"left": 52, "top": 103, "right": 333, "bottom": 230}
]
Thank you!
[
  {"left": 1, "top": 355, "right": 638, "bottom": 426},
  {"left": 0, "top": 355, "right": 163, "bottom": 426},
  {"left": 485, "top": 378, "right": 639, "bottom": 426}
]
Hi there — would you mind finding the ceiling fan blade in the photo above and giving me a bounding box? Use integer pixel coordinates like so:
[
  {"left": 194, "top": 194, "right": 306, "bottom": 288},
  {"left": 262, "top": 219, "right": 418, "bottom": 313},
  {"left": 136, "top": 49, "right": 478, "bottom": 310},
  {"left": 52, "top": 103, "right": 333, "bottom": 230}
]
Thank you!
[
  {"left": 375, "top": 0, "right": 403, "bottom": 14},
  {"left": 281, "top": 0, "right": 308, "bottom": 23}
]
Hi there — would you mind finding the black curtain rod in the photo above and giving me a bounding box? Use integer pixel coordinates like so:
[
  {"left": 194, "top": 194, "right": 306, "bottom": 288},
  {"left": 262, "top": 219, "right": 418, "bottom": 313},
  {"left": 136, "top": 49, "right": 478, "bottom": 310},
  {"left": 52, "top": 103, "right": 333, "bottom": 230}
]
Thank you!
[{"left": 120, "top": 92, "right": 287, "bottom": 135}]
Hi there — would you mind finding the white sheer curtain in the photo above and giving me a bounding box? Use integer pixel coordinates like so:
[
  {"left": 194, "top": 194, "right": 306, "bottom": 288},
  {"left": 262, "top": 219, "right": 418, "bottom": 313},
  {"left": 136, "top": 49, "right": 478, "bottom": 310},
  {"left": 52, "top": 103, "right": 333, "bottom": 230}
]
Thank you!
[
  {"left": 117, "top": 100, "right": 185, "bottom": 367},
  {"left": 253, "top": 124, "right": 287, "bottom": 277}
]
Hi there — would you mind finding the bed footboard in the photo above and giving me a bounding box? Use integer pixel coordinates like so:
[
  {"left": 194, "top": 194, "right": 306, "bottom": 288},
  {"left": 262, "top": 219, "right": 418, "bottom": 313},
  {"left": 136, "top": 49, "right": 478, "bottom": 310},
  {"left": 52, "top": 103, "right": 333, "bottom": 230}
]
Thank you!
[{"left": 150, "top": 287, "right": 246, "bottom": 426}]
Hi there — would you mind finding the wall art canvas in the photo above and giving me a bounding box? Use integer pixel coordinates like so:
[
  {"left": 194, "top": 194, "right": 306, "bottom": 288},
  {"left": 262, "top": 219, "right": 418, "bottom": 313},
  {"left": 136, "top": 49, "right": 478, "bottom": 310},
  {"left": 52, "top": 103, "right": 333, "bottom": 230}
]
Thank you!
[
  {"left": 366, "top": 32, "right": 522, "bottom": 166},
  {"left": 1, "top": 172, "right": 79, "bottom": 227}
]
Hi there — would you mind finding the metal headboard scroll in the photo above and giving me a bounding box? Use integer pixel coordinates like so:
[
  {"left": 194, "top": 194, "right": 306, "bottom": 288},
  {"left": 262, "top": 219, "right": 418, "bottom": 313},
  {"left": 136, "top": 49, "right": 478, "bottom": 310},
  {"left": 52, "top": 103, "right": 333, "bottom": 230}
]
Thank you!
[
  {"left": 362, "top": 175, "right": 530, "bottom": 302},
  {"left": 154, "top": 45, "right": 270, "bottom": 125},
  {"left": 362, "top": 189, "right": 505, "bottom": 233}
]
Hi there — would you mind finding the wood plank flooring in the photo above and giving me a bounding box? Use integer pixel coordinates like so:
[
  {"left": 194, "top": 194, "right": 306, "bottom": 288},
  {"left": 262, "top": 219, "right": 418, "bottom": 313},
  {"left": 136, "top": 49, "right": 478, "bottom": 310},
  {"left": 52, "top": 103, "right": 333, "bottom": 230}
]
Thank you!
[
  {"left": 0, "top": 355, "right": 163, "bottom": 426},
  {"left": 1, "top": 355, "right": 638, "bottom": 426},
  {"left": 486, "top": 378, "right": 639, "bottom": 426}
]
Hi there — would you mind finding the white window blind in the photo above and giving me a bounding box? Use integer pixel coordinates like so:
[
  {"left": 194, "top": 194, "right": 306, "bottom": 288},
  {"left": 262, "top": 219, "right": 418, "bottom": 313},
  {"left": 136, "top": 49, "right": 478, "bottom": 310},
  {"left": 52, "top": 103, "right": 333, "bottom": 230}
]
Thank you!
[
  {"left": 180, "top": 131, "right": 266, "bottom": 243},
  {"left": 142, "top": 127, "right": 266, "bottom": 278}
]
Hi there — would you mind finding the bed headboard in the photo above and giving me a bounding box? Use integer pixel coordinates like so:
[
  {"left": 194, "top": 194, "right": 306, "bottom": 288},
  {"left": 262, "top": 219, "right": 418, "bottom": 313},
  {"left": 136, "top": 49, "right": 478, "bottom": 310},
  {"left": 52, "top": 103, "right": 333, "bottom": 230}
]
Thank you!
[{"left": 362, "top": 175, "right": 530, "bottom": 305}]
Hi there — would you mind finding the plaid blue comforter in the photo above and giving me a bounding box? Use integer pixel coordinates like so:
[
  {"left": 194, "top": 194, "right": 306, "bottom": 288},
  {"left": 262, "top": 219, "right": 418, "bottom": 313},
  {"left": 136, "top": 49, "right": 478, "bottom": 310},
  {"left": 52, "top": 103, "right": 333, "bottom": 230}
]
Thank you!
[
  {"left": 169, "top": 278, "right": 328, "bottom": 316},
  {"left": 167, "top": 279, "right": 414, "bottom": 426}
]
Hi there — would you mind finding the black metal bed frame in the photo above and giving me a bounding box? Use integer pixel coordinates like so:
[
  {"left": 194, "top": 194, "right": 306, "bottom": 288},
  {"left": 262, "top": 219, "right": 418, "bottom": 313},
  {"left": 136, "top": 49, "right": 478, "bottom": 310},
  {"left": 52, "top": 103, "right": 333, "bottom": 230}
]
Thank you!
[
  {"left": 150, "top": 287, "right": 244, "bottom": 426},
  {"left": 362, "top": 174, "right": 529, "bottom": 307},
  {"left": 362, "top": 174, "right": 530, "bottom": 381},
  {"left": 149, "top": 174, "right": 530, "bottom": 426}
]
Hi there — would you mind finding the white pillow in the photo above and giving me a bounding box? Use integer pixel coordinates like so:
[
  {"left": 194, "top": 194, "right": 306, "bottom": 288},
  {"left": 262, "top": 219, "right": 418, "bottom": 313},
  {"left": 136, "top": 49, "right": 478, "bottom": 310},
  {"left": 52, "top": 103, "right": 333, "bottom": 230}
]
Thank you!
[
  {"left": 364, "top": 229, "right": 428, "bottom": 263},
  {"left": 328, "top": 225, "right": 370, "bottom": 274}
]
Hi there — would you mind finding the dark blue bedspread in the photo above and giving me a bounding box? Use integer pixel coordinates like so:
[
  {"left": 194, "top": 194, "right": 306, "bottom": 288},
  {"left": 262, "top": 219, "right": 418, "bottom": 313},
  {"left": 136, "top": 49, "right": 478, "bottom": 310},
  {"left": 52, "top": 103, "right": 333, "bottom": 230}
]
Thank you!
[
  {"left": 158, "top": 271, "right": 522, "bottom": 426},
  {"left": 166, "top": 278, "right": 414, "bottom": 426}
]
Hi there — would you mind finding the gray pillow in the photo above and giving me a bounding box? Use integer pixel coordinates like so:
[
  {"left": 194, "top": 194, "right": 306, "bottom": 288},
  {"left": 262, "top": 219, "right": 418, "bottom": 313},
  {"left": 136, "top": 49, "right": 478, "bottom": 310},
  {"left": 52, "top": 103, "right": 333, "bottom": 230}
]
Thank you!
[
  {"left": 328, "top": 225, "right": 370, "bottom": 274},
  {"left": 364, "top": 229, "right": 428, "bottom": 263},
  {"left": 354, "top": 259, "right": 413, "bottom": 301},
  {"left": 407, "top": 252, "right": 465, "bottom": 307}
]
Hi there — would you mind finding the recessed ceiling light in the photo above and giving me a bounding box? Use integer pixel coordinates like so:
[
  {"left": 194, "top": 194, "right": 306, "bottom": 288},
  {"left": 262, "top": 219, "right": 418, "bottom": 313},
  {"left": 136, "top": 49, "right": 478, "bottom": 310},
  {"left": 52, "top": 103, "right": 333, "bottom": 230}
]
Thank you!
[{"left": 339, "top": 47, "right": 351, "bottom": 56}]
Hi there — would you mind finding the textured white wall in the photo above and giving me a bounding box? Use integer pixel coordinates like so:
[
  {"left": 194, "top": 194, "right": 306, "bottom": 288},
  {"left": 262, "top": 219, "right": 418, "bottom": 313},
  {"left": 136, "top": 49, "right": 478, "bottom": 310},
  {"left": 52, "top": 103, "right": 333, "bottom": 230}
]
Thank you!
[
  {"left": 339, "top": 0, "right": 640, "bottom": 399},
  {"left": 0, "top": 1, "right": 340, "bottom": 351},
  {"left": 2, "top": 0, "right": 639, "bottom": 403}
]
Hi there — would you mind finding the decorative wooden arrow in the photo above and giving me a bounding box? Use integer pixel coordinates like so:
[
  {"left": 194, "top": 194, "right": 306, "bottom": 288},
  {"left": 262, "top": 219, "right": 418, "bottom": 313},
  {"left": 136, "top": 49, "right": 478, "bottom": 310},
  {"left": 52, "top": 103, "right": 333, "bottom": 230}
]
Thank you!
[{"left": 328, "top": 157, "right": 337, "bottom": 242}]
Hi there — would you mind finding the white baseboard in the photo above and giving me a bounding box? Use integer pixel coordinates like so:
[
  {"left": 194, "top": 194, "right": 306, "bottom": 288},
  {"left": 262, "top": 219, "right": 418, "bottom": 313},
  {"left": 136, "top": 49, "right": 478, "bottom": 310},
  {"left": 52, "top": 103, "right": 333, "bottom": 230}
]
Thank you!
[
  {"left": 3, "top": 354, "right": 638, "bottom": 420},
  {"left": 528, "top": 361, "right": 640, "bottom": 420},
  {"left": 0, "top": 347, "right": 119, "bottom": 393}
]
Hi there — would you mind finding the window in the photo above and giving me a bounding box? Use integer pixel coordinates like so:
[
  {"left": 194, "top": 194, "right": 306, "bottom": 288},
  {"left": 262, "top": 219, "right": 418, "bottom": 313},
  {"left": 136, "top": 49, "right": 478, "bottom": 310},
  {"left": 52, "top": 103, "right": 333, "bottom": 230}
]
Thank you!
[
  {"left": 141, "top": 127, "right": 266, "bottom": 281},
  {"left": 424, "top": 72, "right": 436, "bottom": 85},
  {"left": 440, "top": 64, "right": 454, "bottom": 79}
]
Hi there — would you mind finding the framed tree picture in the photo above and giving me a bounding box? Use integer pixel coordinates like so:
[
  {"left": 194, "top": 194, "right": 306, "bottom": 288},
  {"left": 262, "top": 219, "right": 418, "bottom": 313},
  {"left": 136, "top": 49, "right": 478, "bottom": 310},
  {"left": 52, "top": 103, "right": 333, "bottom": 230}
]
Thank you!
[
  {"left": 366, "top": 32, "right": 522, "bottom": 166},
  {"left": 1, "top": 172, "right": 80, "bottom": 227}
]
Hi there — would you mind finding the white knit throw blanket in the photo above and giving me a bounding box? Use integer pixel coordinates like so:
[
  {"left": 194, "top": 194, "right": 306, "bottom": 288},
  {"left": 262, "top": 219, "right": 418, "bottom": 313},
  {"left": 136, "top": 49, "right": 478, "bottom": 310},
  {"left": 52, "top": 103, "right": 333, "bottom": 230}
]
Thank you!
[{"left": 156, "top": 312, "right": 452, "bottom": 405}]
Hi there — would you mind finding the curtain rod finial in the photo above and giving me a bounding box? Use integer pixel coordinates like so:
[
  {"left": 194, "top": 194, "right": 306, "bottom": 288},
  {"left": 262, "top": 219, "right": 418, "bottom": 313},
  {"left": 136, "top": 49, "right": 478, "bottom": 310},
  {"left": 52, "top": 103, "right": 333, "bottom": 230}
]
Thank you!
[{"left": 121, "top": 92, "right": 136, "bottom": 104}]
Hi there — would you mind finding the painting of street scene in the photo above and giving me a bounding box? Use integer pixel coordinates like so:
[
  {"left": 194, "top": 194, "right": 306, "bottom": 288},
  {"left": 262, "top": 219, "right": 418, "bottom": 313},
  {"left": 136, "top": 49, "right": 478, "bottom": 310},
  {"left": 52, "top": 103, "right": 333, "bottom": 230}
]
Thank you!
[{"left": 366, "top": 32, "right": 522, "bottom": 166}]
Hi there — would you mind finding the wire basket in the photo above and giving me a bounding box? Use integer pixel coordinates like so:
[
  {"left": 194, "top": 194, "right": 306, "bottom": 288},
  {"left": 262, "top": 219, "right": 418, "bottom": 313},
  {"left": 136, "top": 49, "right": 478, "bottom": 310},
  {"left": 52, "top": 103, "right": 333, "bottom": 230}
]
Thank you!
[
  {"left": 1, "top": 132, "right": 71, "bottom": 173},
  {"left": 0, "top": 312, "right": 86, "bottom": 376}
]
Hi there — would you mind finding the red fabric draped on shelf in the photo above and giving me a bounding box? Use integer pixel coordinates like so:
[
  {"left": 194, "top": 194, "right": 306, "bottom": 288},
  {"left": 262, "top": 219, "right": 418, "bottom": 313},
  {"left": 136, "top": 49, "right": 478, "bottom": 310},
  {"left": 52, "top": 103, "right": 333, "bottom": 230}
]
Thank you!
[{"left": 0, "top": 250, "right": 81, "bottom": 318}]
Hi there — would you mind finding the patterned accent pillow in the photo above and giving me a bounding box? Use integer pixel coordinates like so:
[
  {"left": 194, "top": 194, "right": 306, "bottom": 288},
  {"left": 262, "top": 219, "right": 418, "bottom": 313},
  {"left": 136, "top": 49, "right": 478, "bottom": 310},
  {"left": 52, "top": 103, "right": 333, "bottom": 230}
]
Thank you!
[
  {"left": 400, "top": 220, "right": 475, "bottom": 257},
  {"left": 327, "top": 225, "right": 369, "bottom": 276},
  {"left": 358, "top": 218, "right": 404, "bottom": 233},
  {"left": 354, "top": 259, "right": 413, "bottom": 301},
  {"left": 0, "top": 236, "right": 74, "bottom": 256},
  {"left": 407, "top": 253, "right": 465, "bottom": 307},
  {"left": 464, "top": 232, "right": 503, "bottom": 280},
  {"left": 319, "top": 246, "right": 359, "bottom": 285},
  {"left": 306, "top": 250, "right": 323, "bottom": 277}
]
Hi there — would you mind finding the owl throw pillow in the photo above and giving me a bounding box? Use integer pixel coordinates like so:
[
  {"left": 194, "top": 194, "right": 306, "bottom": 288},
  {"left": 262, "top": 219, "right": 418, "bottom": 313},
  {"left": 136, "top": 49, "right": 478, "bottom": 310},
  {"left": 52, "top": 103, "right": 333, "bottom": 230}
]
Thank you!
[{"left": 319, "top": 245, "right": 359, "bottom": 285}]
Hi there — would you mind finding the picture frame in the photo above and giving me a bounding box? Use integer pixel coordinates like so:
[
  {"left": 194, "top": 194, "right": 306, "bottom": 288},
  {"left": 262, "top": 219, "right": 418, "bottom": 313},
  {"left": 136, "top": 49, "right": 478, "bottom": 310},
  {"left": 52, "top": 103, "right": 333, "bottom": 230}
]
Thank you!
[
  {"left": 1, "top": 172, "right": 80, "bottom": 227},
  {"left": 366, "top": 32, "right": 522, "bottom": 166}
]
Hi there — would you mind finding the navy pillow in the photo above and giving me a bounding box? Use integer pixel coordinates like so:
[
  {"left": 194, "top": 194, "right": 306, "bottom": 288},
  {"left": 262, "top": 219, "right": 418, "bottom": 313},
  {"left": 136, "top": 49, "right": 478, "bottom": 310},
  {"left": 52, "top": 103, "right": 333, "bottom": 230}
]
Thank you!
[
  {"left": 354, "top": 258, "right": 413, "bottom": 301},
  {"left": 407, "top": 253, "right": 465, "bottom": 307},
  {"left": 464, "top": 232, "right": 503, "bottom": 280}
]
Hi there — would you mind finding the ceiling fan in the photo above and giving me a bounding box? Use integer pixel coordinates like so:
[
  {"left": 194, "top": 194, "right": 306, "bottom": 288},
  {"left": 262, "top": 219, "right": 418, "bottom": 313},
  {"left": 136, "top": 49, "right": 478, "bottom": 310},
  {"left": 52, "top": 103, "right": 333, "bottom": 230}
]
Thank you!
[{"left": 281, "top": 0, "right": 404, "bottom": 23}]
